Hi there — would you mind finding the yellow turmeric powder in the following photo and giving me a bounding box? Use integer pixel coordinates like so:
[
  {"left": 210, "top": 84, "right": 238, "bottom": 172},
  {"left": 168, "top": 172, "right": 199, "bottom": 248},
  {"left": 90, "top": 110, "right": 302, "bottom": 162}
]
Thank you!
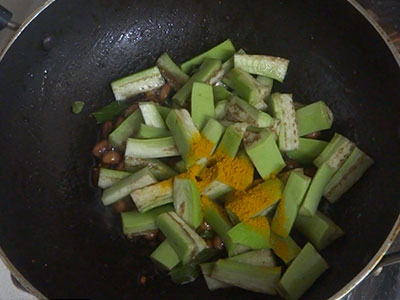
[
  {"left": 201, "top": 195, "right": 227, "bottom": 218},
  {"left": 226, "top": 178, "right": 283, "bottom": 221},
  {"left": 186, "top": 133, "right": 214, "bottom": 166},
  {"left": 244, "top": 216, "right": 270, "bottom": 235},
  {"left": 176, "top": 164, "right": 201, "bottom": 181},
  {"left": 160, "top": 178, "right": 173, "bottom": 189},
  {"left": 271, "top": 197, "right": 287, "bottom": 237},
  {"left": 197, "top": 151, "right": 254, "bottom": 191}
]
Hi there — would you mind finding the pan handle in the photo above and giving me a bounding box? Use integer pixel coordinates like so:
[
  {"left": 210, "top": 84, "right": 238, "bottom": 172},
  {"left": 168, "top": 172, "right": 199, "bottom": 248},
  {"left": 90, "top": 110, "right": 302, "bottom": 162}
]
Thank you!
[
  {"left": 372, "top": 251, "right": 400, "bottom": 276},
  {"left": 0, "top": 4, "right": 19, "bottom": 31}
]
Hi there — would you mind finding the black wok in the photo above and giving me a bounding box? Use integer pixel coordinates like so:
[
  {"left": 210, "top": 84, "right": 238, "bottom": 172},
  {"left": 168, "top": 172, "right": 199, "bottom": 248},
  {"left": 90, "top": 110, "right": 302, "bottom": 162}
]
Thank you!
[{"left": 0, "top": 0, "right": 399, "bottom": 299}]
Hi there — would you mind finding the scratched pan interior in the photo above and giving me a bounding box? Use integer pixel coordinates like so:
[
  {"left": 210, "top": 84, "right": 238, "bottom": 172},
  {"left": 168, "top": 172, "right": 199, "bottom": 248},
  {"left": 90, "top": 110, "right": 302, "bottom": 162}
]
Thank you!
[{"left": 0, "top": 0, "right": 399, "bottom": 299}]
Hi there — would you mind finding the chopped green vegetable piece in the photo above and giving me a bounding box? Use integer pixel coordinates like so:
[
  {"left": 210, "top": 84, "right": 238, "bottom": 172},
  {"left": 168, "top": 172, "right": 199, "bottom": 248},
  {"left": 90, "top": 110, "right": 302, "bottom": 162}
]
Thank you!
[
  {"left": 213, "top": 85, "right": 232, "bottom": 103},
  {"left": 295, "top": 211, "right": 344, "bottom": 250},
  {"left": 201, "top": 262, "right": 231, "bottom": 291},
  {"left": 270, "top": 233, "right": 302, "bottom": 265},
  {"left": 139, "top": 102, "right": 167, "bottom": 129},
  {"left": 166, "top": 109, "right": 202, "bottom": 167},
  {"left": 228, "top": 219, "right": 271, "bottom": 250},
  {"left": 324, "top": 147, "right": 374, "bottom": 203},
  {"left": 224, "top": 96, "right": 274, "bottom": 128},
  {"left": 215, "top": 100, "right": 228, "bottom": 120},
  {"left": 268, "top": 93, "right": 299, "bottom": 151},
  {"left": 180, "top": 39, "right": 236, "bottom": 74},
  {"left": 212, "top": 259, "right": 281, "bottom": 295},
  {"left": 156, "top": 53, "right": 189, "bottom": 90},
  {"left": 125, "top": 136, "right": 179, "bottom": 159},
  {"left": 157, "top": 105, "right": 171, "bottom": 120},
  {"left": 173, "top": 58, "right": 222, "bottom": 106},
  {"left": 221, "top": 48, "right": 246, "bottom": 74},
  {"left": 174, "top": 160, "right": 187, "bottom": 173},
  {"left": 271, "top": 172, "right": 311, "bottom": 238},
  {"left": 299, "top": 163, "right": 336, "bottom": 216},
  {"left": 72, "top": 101, "right": 84, "bottom": 114},
  {"left": 216, "top": 123, "right": 247, "bottom": 157},
  {"left": 157, "top": 212, "right": 207, "bottom": 265},
  {"left": 92, "top": 101, "right": 130, "bottom": 123},
  {"left": 150, "top": 240, "right": 180, "bottom": 271},
  {"left": 201, "top": 180, "right": 233, "bottom": 201},
  {"left": 313, "top": 133, "right": 355, "bottom": 169},
  {"left": 278, "top": 243, "right": 329, "bottom": 300},
  {"left": 130, "top": 179, "right": 173, "bottom": 213},
  {"left": 173, "top": 178, "right": 202, "bottom": 229},
  {"left": 257, "top": 75, "right": 274, "bottom": 98},
  {"left": 228, "top": 249, "right": 277, "bottom": 267},
  {"left": 223, "top": 68, "right": 269, "bottom": 110},
  {"left": 109, "top": 110, "right": 143, "bottom": 150},
  {"left": 202, "top": 198, "right": 248, "bottom": 257},
  {"left": 98, "top": 168, "right": 132, "bottom": 189},
  {"left": 278, "top": 168, "right": 304, "bottom": 185},
  {"left": 201, "top": 118, "right": 225, "bottom": 154},
  {"left": 191, "top": 83, "right": 215, "bottom": 130},
  {"left": 111, "top": 66, "right": 165, "bottom": 101},
  {"left": 170, "top": 248, "right": 220, "bottom": 284},
  {"left": 124, "top": 157, "right": 177, "bottom": 181},
  {"left": 136, "top": 124, "right": 171, "bottom": 139},
  {"left": 296, "top": 101, "right": 333, "bottom": 136},
  {"left": 244, "top": 130, "right": 285, "bottom": 179},
  {"left": 286, "top": 138, "right": 328, "bottom": 165},
  {"left": 101, "top": 168, "right": 157, "bottom": 206},
  {"left": 234, "top": 54, "right": 289, "bottom": 82},
  {"left": 121, "top": 204, "right": 173, "bottom": 237}
]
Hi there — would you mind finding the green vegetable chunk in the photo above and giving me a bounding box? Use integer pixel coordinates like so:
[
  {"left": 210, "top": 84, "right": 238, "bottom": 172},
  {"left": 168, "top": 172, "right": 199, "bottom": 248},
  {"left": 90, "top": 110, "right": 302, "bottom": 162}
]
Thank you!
[
  {"left": 111, "top": 66, "right": 165, "bottom": 101},
  {"left": 201, "top": 262, "right": 230, "bottom": 291},
  {"left": 324, "top": 147, "right": 374, "bottom": 203},
  {"left": 181, "top": 39, "right": 235, "bottom": 74},
  {"left": 72, "top": 101, "right": 84, "bottom": 114},
  {"left": 201, "top": 180, "right": 233, "bottom": 201},
  {"left": 228, "top": 249, "right": 277, "bottom": 267},
  {"left": 109, "top": 110, "right": 143, "bottom": 150},
  {"left": 268, "top": 93, "right": 299, "bottom": 151},
  {"left": 227, "top": 219, "right": 271, "bottom": 250},
  {"left": 296, "top": 101, "right": 333, "bottom": 136},
  {"left": 191, "top": 83, "right": 215, "bottom": 130},
  {"left": 157, "top": 105, "right": 171, "bottom": 120},
  {"left": 92, "top": 101, "right": 130, "bottom": 123},
  {"left": 121, "top": 204, "right": 173, "bottom": 237},
  {"left": 245, "top": 130, "right": 285, "bottom": 179},
  {"left": 173, "top": 58, "right": 222, "bottom": 106},
  {"left": 201, "top": 118, "right": 225, "bottom": 154},
  {"left": 223, "top": 68, "right": 269, "bottom": 110},
  {"left": 166, "top": 109, "right": 202, "bottom": 167},
  {"left": 156, "top": 53, "right": 189, "bottom": 90},
  {"left": 157, "top": 212, "right": 207, "bottom": 265},
  {"left": 256, "top": 75, "right": 274, "bottom": 98},
  {"left": 101, "top": 168, "right": 157, "bottom": 206},
  {"left": 173, "top": 178, "right": 202, "bottom": 229},
  {"left": 278, "top": 243, "right": 329, "bottom": 300},
  {"left": 234, "top": 54, "right": 290, "bottom": 82},
  {"left": 216, "top": 123, "right": 247, "bottom": 157},
  {"left": 213, "top": 85, "right": 232, "bottom": 103},
  {"left": 124, "top": 157, "right": 177, "bottom": 181},
  {"left": 215, "top": 100, "right": 228, "bottom": 120},
  {"left": 125, "top": 136, "right": 179, "bottom": 159},
  {"left": 286, "top": 138, "right": 328, "bottom": 165},
  {"left": 295, "top": 211, "right": 344, "bottom": 250},
  {"left": 130, "top": 179, "right": 174, "bottom": 213},
  {"left": 150, "top": 240, "right": 181, "bottom": 270},
  {"left": 271, "top": 172, "right": 311, "bottom": 238},
  {"left": 211, "top": 259, "right": 281, "bottom": 295},
  {"left": 224, "top": 96, "right": 274, "bottom": 128},
  {"left": 298, "top": 163, "right": 336, "bottom": 216},
  {"left": 98, "top": 168, "right": 132, "bottom": 189},
  {"left": 313, "top": 133, "right": 355, "bottom": 169},
  {"left": 270, "top": 234, "right": 302, "bottom": 265},
  {"left": 136, "top": 124, "right": 171, "bottom": 139},
  {"left": 139, "top": 102, "right": 167, "bottom": 129}
]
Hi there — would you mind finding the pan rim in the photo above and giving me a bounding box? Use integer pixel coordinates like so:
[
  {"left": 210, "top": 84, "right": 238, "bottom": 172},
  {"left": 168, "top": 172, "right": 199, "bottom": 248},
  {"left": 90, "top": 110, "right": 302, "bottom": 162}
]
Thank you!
[{"left": 0, "top": 0, "right": 399, "bottom": 299}]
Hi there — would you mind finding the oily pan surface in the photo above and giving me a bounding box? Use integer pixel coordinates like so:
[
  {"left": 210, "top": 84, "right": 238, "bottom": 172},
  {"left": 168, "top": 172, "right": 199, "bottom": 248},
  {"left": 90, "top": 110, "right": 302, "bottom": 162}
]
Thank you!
[{"left": 0, "top": 0, "right": 399, "bottom": 299}]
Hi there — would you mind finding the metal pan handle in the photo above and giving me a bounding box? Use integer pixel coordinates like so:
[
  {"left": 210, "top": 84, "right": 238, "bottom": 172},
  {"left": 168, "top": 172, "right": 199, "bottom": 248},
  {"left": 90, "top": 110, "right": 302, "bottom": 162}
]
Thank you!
[{"left": 0, "top": 4, "right": 19, "bottom": 31}]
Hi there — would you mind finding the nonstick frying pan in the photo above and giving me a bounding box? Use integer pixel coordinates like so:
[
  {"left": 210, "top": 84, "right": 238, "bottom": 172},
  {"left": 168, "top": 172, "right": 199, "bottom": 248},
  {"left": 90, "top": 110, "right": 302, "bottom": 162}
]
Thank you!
[{"left": 0, "top": 0, "right": 399, "bottom": 299}]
